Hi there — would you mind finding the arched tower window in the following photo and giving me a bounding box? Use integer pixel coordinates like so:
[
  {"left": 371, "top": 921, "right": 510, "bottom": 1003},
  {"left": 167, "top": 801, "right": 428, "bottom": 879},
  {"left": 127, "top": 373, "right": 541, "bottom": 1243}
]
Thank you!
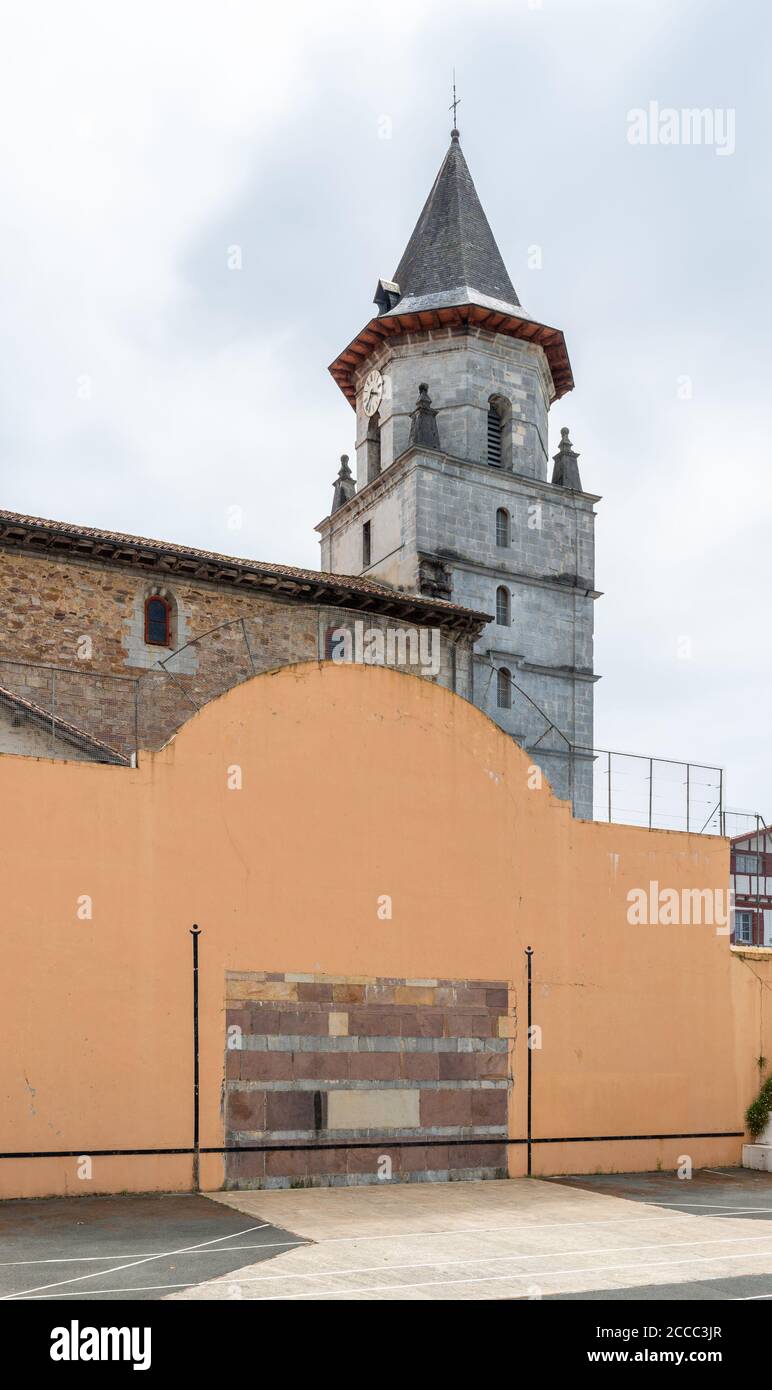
[
  {"left": 366, "top": 411, "right": 381, "bottom": 484},
  {"left": 496, "top": 507, "right": 510, "bottom": 547},
  {"left": 496, "top": 586, "right": 510, "bottom": 626},
  {"left": 497, "top": 667, "right": 511, "bottom": 709},
  {"left": 487, "top": 402, "right": 502, "bottom": 465},
  {"left": 145, "top": 595, "right": 171, "bottom": 646}
]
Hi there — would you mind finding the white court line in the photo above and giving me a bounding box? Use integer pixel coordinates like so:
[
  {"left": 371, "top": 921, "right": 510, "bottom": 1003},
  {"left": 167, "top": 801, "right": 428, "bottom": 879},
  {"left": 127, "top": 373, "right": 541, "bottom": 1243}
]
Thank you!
[
  {"left": 0, "top": 1223, "right": 271, "bottom": 1301},
  {"left": 589, "top": 1200, "right": 772, "bottom": 1212},
  {"left": 0, "top": 1242, "right": 308, "bottom": 1267},
  {"left": 258, "top": 1246, "right": 772, "bottom": 1301},
  {"left": 18, "top": 1229, "right": 772, "bottom": 1299},
  {"left": 7, "top": 1202, "right": 769, "bottom": 1271}
]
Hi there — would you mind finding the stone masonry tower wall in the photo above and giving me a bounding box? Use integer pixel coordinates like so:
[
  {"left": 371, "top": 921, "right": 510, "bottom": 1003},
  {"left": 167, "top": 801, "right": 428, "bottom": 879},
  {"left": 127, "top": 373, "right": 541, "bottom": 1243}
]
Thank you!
[
  {"left": 354, "top": 328, "right": 552, "bottom": 484},
  {"left": 319, "top": 130, "right": 599, "bottom": 817}
]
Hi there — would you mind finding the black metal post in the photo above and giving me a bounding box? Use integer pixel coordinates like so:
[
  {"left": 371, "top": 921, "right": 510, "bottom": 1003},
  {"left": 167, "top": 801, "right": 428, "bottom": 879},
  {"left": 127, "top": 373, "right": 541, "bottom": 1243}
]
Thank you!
[
  {"left": 525, "top": 946, "right": 533, "bottom": 1177},
  {"left": 190, "top": 926, "right": 202, "bottom": 1191}
]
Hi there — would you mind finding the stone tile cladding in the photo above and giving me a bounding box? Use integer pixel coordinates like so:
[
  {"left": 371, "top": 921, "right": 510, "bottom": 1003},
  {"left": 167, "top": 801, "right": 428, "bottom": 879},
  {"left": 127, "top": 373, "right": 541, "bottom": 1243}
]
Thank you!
[{"left": 224, "top": 970, "right": 514, "bottom": 1188}]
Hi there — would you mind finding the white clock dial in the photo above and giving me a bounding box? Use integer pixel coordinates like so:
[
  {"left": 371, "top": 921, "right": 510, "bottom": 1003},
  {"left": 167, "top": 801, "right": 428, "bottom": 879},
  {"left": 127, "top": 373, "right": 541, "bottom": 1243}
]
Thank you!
[{"left": 363, "top": 368, "right": 384, "bottom": 417}]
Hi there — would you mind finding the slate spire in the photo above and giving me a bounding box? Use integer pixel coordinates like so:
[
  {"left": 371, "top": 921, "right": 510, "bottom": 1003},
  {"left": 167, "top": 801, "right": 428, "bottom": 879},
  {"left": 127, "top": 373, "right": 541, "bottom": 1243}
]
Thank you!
[{"left": 390, "top": 133, "right": 519, "bottom": 312}]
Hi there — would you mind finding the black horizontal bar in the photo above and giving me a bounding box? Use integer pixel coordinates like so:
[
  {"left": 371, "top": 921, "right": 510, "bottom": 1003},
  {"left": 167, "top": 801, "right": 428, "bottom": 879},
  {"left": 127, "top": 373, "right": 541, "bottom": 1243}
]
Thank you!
[
  {"left": 0, "top": 1130, "right": 743, "bottom": 1160},
  {"left": 533, "top": 1131, "right": 744, "bottom": 1144}
]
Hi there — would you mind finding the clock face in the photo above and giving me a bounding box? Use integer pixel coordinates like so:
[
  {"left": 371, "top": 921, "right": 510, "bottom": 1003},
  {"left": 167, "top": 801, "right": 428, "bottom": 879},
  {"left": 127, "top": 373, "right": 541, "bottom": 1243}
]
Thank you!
[{"left": 362, "top": 368, "right": 384, "bottom": 417}]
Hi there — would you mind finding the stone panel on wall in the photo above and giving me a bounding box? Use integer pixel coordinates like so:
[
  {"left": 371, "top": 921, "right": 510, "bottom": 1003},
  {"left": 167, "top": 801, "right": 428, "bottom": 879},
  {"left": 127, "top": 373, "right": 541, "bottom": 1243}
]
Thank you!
[{"left": 224, "top": 969, "right": 513, "bottom": 1188}]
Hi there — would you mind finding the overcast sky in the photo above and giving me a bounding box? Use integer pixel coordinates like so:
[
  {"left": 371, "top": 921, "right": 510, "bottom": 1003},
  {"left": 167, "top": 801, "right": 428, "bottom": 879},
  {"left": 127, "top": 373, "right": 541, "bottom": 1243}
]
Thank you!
[{"left": 0, "top": 0, "right": 769, "bottom": 815}]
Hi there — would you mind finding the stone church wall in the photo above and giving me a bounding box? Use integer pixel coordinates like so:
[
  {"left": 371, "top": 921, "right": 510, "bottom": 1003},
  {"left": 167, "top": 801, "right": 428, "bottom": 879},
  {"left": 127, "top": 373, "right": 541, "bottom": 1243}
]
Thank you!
[{"left": 0, "top": 548, "right": 474, "bottom": 756}]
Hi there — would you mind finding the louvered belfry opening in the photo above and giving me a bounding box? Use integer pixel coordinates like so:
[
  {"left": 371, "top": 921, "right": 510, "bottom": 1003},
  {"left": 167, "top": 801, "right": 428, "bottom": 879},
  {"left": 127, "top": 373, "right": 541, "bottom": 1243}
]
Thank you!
[{"left": 487, "top": 404, "right": 502, "bottom": 465}]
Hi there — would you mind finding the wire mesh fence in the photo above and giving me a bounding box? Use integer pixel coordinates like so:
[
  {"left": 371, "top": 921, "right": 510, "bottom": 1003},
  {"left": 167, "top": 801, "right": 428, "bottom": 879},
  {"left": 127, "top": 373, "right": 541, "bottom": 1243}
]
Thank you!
[
  {"left": 0, "top": 658, "right": 136, "bottom": 765},
  {"left": 721, "top": 809, "right": 772, "bottom": 844},
  {"left": 582, "top": 748, "right": 723, "bottom": 834},
  {"left": 499, "top": 664, "right": 722, "bottom": 832}
]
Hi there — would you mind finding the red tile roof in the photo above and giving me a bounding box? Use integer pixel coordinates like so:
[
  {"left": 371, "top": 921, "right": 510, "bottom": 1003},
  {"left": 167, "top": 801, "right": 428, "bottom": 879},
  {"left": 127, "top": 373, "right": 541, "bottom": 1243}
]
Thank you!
[{"left": 0, "top": 509, "right": 491, "bottom": 629}]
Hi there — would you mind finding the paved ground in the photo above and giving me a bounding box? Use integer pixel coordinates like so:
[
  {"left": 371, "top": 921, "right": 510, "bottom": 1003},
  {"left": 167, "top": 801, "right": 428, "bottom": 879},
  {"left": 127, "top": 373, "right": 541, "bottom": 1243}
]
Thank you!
[
  {"left": 171, "top": 1168, "right": 772, "bottom": 1301},
  {"left": 1, "top": 1170, "right": 771, "bottom": 1301},
  {"left": 0, "top": 1194, "right": 306, "bottom": 1302},
  {"left": 547, "top": 1167, "right": 772, "bottom": 1220}
]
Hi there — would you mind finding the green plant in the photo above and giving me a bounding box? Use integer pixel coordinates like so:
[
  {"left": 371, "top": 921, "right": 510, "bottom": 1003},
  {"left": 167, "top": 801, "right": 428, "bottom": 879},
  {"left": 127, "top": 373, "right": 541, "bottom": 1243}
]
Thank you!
[{"left": 745, "top": 1074, "right": 772, "bottom": 1139}]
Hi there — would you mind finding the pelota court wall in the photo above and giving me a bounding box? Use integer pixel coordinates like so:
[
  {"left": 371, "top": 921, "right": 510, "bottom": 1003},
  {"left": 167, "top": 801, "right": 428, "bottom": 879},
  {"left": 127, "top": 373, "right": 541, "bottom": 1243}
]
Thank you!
[{"left": 0, "top": 661, "right": 768, "bottom": 1197}]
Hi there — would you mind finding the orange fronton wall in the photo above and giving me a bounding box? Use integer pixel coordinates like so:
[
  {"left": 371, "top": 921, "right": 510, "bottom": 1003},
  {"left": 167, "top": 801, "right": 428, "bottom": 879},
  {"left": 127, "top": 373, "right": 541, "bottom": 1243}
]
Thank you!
[{"left": 0, "top": 662, "right": 769, "bottom": 1197}]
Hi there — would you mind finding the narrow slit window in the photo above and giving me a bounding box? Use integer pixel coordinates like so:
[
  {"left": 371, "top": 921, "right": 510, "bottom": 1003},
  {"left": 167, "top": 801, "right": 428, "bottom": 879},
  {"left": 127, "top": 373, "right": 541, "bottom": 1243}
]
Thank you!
[
  {"left": 145, "top": 595, "right": 171, "bottom": 646},
  {"left": 497, "top": 667, "right": 511, "bottom": 709},
  {"left": 496, "top": 507, "right": 510, "bottom": 547},
  {"left": 362, "top": 520, "right": 371, "bottom": 569},
  {"left": 496, "top": 586, "right": 510, "bottom": 626},
  {"left": 366, "top": 412, "right": 381, "bottom": 483}
]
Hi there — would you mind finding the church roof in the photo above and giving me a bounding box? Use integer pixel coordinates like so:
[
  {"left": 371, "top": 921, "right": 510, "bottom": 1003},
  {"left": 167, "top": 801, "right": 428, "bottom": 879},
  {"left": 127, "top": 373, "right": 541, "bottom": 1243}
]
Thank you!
[
  {"left": 0, "top": 508, "right": 491, "bottom": 632},
  {"left": 389, "top": 132, "right": 520, "bottom": 317}
]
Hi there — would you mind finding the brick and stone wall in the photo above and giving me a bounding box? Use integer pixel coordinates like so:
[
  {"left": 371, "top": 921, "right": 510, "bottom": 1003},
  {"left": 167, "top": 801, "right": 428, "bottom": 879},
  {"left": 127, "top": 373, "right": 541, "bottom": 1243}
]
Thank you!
[
  {"left": 224, "top": 969, "right": 513, "bottom": 1189},
  {"left": 0, "top": 548, "right": 474, "bottom": 757}
]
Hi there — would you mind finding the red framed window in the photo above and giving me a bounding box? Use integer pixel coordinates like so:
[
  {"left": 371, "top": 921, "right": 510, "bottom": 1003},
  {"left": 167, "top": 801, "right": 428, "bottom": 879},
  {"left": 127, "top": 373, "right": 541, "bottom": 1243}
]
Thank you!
[{"left": 144, "top": 595, "right": 171, "bottom": 646}]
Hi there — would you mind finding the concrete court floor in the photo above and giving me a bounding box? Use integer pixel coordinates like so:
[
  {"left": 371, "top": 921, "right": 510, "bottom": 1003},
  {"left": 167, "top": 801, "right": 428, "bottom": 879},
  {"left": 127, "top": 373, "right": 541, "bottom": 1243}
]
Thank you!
[
  {"left": 170, "top": 1167, "right": 772, "bottom": 1302},
  {"left": 1, "top": 1169, "right": 771, "bottom": 1301}
]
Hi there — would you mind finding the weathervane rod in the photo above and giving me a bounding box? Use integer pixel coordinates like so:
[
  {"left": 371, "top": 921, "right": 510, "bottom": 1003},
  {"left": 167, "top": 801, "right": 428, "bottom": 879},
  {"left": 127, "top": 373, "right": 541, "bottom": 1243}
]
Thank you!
[{"left": 449, "top": 69, "right": 460, "bottom": 135}]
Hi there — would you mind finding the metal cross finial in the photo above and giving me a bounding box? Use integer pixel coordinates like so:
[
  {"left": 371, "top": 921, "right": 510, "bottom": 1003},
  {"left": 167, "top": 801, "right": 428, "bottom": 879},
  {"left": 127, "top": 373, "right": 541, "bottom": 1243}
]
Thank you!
[{"left": 449, "top": 70, "right": 460, "bottom": 136}]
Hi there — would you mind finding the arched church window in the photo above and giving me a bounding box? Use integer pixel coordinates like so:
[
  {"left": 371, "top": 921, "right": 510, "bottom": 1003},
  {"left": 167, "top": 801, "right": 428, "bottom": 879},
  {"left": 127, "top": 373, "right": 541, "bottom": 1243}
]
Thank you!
[
  {"left": 496, "top": 507, "right": 510, "bottom": 547},
  {"left": 497, "top": 667, "right": 511, "bottom": 709},
  {"left": 145, "top": 595, "right": 171, "bottom": 646},
  {"left": 487, "top": 401, "right": 503, "bottom": 466},
  {"left": 496, "top": 586, "right": 510, "bottom": 626}
]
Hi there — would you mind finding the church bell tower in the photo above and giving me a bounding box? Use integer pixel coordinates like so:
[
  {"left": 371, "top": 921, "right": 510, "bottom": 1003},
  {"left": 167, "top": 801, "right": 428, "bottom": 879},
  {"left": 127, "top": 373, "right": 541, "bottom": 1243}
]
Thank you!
[{"left": 316, "top": 124, "right": 600, "bottom": 817}]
